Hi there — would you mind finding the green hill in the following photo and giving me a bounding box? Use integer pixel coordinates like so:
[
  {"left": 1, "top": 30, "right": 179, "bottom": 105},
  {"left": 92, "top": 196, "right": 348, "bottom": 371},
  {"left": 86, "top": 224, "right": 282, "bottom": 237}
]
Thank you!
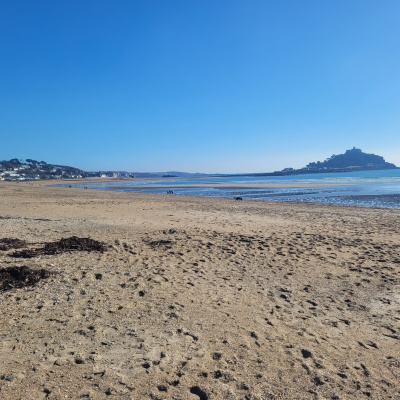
[{"left": 306, "top": 148, "right": 397, "bottom": 170}]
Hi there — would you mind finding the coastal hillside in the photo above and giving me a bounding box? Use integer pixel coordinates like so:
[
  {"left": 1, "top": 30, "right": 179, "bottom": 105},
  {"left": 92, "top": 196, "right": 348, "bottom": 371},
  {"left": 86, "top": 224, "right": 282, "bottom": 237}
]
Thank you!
[
  {"left": 0, "top": 158, "right": 194, "bottom": 181},
  {"left": 0, "top": 158, "right": 139, "bottom": 181},
  {"left": 0, "top": 158, "right": 88, "bottom": 180}
]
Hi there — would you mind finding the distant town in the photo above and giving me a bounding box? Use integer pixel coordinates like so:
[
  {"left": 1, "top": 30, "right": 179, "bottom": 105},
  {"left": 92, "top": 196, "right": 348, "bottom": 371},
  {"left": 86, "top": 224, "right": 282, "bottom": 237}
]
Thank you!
[
  {"left": 0, "top": 158, "right": 135, "bottom": 181},
  {"left": 1, "top": 148, "right": 398, "bottom": 181}
]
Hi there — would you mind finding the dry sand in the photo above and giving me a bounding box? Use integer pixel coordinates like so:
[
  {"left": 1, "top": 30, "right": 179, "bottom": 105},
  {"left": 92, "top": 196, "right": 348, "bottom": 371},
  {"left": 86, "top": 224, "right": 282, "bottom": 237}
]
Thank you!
[{"left": 0, "top": 181, "right": 399, "bottom": 400}]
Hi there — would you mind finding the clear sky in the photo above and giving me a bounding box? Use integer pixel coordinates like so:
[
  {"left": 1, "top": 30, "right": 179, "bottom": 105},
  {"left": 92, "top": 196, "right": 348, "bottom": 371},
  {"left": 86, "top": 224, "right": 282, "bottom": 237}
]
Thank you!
[{"left": 1, "top": 1, "right": 400, "bottom": 173}]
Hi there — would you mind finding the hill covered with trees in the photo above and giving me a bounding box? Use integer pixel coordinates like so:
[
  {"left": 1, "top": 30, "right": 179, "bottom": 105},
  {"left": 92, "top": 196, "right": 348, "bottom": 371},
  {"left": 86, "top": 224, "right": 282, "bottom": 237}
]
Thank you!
[{"left": 306, "top": 148, "right": 397, "bottom": 171}]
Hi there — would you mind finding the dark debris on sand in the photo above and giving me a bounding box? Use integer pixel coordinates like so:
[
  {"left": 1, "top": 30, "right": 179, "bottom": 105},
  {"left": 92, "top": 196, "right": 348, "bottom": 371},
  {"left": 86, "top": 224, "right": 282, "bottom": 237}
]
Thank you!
[
  {"left": 10, "top": 236, "right": 107, "bottom": 258},
  {"left": 0, "top": 238, "right": 27, "bottom": 251},
  {"left": 43, "top": 236, "right": 107, "bottom": 254},
  {"left": 10, "top": 249, "right": 43, "bottom": 258},
  {"left": 147, "top": 239, "right": 175, "bottom": 249},
  {"left": 0, "top": 266, "right": 50, "bottom": 291}
]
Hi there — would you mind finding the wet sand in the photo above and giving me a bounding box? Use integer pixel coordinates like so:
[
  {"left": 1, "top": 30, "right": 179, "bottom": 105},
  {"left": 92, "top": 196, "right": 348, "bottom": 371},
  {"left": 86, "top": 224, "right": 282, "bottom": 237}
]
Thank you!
[
  {"left": 64, "top": 183, "right": 346, "bottom": 189},
  {"left": 0, "top": 181, "right": 399, "bottom": 399},
  {"left": 52, "top": 178, "right": 348, "bottom": 190}
]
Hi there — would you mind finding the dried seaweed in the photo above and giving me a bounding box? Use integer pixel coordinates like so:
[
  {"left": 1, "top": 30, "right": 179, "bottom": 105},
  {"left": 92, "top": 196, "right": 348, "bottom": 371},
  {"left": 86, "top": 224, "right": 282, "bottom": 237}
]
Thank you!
[
  {"left": 43, "top": 236, "right": 107, "bottom": 254},
  {"left": 0, "top": 266, "right": 50, "bottom": 291},
  {"left": 10, "top": 249, "right": 43, "bottom": 258},
  {"left": 0, "top": 238, "right": 27, "bottom": 251},
  {"left": 10, "top": 236, "right": 107, "bottom": 258}
]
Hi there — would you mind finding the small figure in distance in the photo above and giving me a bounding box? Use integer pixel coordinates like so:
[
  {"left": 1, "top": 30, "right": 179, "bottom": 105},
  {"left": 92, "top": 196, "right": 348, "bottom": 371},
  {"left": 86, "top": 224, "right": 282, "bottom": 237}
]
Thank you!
[
  {"left": 234, "top": 196, "right": 243, "bottom": 201},
  {"left": 167, "top": 190, "right": 174, "bottom": 194}
]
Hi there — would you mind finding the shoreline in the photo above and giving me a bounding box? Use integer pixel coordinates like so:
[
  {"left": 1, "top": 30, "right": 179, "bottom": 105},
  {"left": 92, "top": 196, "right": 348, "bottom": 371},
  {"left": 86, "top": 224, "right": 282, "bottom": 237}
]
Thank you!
[
  {"left": 47, "top": 179, "right": 400, "bottom": 211},
  {"left": 50, "top": 182, "right": 349, "bottom": 189}
]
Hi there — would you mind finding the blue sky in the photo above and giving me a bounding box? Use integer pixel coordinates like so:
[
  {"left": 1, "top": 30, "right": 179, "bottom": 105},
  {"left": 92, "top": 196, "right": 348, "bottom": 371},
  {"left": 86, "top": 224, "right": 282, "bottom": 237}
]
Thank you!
[{"left": 1, "top": 1, "right": 400, "bottom": 173}]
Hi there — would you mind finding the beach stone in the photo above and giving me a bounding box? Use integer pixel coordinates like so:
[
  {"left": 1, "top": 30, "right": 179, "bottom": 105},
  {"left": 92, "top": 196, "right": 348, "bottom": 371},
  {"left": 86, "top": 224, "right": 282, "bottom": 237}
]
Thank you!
[{"left": 301, "top": 349, "right": 313, "bottom": 358}]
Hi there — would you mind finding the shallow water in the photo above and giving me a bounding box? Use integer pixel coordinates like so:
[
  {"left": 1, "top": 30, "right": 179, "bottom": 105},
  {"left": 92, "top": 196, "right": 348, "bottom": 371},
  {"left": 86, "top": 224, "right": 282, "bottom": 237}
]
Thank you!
[{"left": 52, "top": 169, "right": 400, "bottom": 209}]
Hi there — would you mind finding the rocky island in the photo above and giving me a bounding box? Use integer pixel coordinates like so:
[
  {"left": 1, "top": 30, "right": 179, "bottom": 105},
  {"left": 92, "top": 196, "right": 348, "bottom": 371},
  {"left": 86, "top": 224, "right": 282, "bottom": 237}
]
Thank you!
[
  {"left": 304, "top": 147, "right": 397, "bottom": 172},
  {"left": 244, "top": 148, "right": 398, "bottom": 178}
]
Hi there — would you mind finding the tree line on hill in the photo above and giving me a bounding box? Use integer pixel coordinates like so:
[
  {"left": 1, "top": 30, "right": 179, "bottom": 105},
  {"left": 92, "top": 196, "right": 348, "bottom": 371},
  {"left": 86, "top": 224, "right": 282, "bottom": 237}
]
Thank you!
[{"left": 305, "top": 148, "right": 396, "bottom": 170}]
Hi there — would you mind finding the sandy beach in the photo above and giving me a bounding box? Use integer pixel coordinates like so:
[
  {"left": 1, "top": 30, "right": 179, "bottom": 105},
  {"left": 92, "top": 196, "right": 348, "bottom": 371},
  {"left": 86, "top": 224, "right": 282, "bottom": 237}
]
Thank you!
[{"left": 0, "top": 181, "right": 399, "bottom": 399}]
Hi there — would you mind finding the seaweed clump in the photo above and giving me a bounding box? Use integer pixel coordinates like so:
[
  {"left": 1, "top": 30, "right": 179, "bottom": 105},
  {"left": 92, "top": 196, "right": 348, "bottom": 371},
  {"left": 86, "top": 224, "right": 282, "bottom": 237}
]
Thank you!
[
  {"left": 0, "top": 238, "right": 27, "bottom": 251},
  {"left": 43, "top": 236, "right": 107, "bottom": 254},
  {"left": 0, "top": 266, "right": 50, "bottom": 291},
  {"left": 10, "top": 236, "right": 107, "bottom": 258}
]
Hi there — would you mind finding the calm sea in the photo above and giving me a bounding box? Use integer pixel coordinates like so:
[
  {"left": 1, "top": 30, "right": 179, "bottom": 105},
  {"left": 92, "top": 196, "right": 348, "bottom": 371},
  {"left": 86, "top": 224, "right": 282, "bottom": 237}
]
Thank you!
[{"left": 54, "top": 169, "right": 400, "bottom": 209}]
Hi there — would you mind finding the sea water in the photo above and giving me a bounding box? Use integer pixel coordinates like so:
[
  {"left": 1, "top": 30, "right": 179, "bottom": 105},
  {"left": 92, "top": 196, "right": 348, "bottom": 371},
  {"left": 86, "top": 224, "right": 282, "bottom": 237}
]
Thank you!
[{"left": 53, "top": 169, "right": 400, "bottom": 209}]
